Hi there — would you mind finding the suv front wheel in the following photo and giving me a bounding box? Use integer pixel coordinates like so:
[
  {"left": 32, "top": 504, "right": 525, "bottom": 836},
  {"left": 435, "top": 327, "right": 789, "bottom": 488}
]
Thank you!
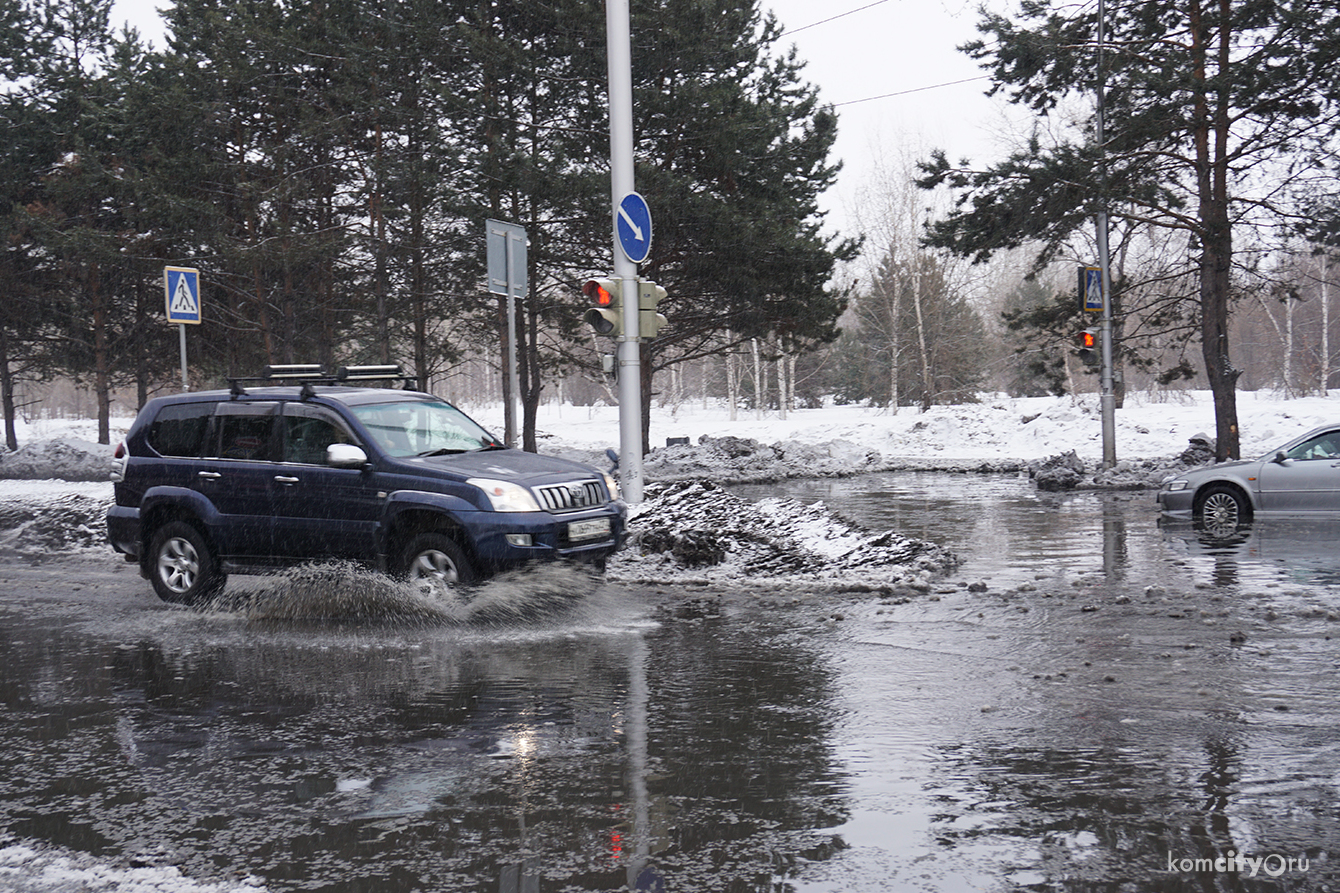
[
  {"left": 399, "top": 532, "right": 476, "bottom": 592},
  {"left": 149, "top": 521, "right": 227, "bottom": 605}
]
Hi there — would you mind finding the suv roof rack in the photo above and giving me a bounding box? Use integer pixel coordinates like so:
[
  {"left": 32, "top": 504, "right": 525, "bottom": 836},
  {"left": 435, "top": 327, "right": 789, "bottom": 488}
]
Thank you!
[{"left": 226, "top": 364, "right": 416, "bottom": 398}]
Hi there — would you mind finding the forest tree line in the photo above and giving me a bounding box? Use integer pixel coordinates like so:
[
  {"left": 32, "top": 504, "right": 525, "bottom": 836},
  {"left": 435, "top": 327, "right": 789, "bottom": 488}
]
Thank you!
[
  {"left": 2, "top": 0, "right": 855, "bottom": 450},
  {"left": 6, "top": 0, "right": 1340, "bottom": 458}
]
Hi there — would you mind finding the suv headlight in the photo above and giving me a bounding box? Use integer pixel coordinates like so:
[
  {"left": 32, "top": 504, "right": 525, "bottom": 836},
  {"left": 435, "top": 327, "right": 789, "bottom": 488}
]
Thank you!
[
  {"left": 468, "top": 478, "right": 541, "bottom": 512},
  {"left": 602, "top": 472, "right": 621, "bottom": 500}
]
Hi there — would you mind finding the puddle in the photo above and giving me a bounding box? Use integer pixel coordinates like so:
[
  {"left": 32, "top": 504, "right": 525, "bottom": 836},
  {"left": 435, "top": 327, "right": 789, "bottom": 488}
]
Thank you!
[{"left": 1, "top": 473, "right": 1339, "bottom": 891}]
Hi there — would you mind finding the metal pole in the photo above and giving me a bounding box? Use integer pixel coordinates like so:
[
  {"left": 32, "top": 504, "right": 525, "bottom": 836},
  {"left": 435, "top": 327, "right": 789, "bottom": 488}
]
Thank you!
[
  {"left": 606, "top": 0, "right": 644, "bottom": 502},
  {"left": 178, "top": 324, "right": 189, "bottom": 391},
  {"left": 504, "top": 236, "right": 520, "bottom": 448},
  {"left": 1096, "top": 0, "right": 1116, "bottom": 468}
]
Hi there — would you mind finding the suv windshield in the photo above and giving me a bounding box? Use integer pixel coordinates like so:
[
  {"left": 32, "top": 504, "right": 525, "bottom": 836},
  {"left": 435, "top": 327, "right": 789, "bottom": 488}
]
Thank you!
[{"left": 349, "top": 400, "right": 502, "bottom": 458}]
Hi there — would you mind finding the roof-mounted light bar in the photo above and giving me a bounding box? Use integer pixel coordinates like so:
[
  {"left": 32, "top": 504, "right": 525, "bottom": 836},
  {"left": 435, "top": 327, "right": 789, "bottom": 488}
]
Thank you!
[
  {"left": 227, "top": 363, "right": 416, "bottom": 398},
  {"left": 264, "top": 364, "right": 327, "bottom": 380},
  {"left": 337, "top": 365, "right": 404, "bottom": 381}
]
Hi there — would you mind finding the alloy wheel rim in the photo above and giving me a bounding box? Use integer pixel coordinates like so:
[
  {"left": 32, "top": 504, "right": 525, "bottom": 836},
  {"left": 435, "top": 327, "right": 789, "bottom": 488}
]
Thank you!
[
  {"left": 1202, "top": 492, "right": 1239, "bottom": 526},
  {"left": 410, "top": 549, "right": 459, "bottom": 587},
  {"left": 158, "top": 537, "right": 199, "bottom": 593}
]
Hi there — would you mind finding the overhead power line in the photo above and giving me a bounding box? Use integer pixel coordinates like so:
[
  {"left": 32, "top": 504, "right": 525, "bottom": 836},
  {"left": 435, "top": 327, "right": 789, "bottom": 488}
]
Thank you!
[
  {"left": 778, "top": 0, "right": 893, "bottom": 37},
  {"left": 832, "top": 75, "right": 989, "bottom": 107}
]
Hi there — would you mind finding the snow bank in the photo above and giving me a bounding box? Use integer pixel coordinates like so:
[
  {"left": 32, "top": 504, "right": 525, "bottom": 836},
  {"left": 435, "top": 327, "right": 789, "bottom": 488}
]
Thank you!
[
  {"left": 0, "top": 437, "right": 114, "bottom": 481},
  {"left": 0, "top": 481, "right": 114, "bottom": 561},
  {"left": 513, "top": 390, "right": 1340, "bottom": 486},
  {"left": 7, "top": 391, "right": 1339, "bottom": 484},
  {"left": 609, "top": 481, "right": 956, "bottom": 591}
]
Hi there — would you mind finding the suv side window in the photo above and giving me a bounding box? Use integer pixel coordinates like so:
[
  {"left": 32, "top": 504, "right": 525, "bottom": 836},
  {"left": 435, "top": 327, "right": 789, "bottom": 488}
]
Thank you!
[
  {"left": 281, "top": 404, "right": 357, "bottom": 465},
  {"left": 146, "top": 401, "right": 215, "bottom": 457},
  {"left": 206, "top": 403, "right": 279, "bottom": 461}
]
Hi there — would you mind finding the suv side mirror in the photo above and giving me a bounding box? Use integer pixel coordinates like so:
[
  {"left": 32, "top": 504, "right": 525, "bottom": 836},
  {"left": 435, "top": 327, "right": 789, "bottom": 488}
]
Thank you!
[{"left": 327, "top": 443, "right": 368, "bottom": 468}]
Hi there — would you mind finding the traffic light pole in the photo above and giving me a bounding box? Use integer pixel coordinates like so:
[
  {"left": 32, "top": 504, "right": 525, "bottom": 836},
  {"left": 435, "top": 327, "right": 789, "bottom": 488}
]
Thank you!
[
  {"left": 1097, "top": 213, "right": 1117, "bottom": 469},
  {"left": 606, "top": 0, "right": 644, "bottom": 502},
  {"left": 1095, "top": 0, "right": 1117, "bottom": 469}
]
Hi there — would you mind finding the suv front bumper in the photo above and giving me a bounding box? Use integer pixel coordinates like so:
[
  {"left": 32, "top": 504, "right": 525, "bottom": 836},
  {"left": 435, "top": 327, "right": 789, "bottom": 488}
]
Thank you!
[{"left": 460, "top": 503, "right": 628, "bottom": 573}]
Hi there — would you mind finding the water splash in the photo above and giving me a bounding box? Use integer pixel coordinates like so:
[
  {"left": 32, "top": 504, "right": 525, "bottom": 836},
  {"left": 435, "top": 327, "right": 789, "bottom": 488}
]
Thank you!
[{"left": 203, "top": 561, "right": 603, "bottom": 626}]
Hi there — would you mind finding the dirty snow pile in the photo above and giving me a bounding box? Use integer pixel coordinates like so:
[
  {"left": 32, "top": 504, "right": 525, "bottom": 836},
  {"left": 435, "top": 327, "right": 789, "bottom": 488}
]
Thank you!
[
  {"left": 608, "top": 480, "right": 956, "bottom": 591},
  {"left": 0, "top": 480, "right": 112, "bottom": 561},
  {"left": 0, "top": 436, "right": 112, "bottom": 481}
]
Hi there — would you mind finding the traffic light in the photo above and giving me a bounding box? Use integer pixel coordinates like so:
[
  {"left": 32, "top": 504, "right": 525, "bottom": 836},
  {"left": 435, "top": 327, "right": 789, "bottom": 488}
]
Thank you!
[
  {"left": 582, "top": 278, "right": 621, "bottom": 336},
  {"left": 637, "top": 280, "right": 668, "bottom": 340},
  {"left": 1076, "top": 329, "right": 1099, "bottom": 366}
]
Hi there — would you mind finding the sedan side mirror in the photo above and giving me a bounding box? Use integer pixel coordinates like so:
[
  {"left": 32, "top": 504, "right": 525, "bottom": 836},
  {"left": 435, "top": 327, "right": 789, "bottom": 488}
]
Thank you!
[
  {"left": 327, "top": 443, "right": 369, "bottom": 468},
  {"left": 1273, "top": 451, "right": 1288, "bottom": 464}
]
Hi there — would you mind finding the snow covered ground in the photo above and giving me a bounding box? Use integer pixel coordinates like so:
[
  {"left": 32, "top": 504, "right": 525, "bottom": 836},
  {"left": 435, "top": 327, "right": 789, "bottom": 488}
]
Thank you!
[
  {"left": 1, "top": 389, "right": 1338, "bottom": 891},
  {"left": 7, "top": 388, "right": 1338, "bottom": 483},
  {"left": 497, "top": 388, "right": 1340, "bottom": 481},
  {"left": 4, "top": 388, "right": 1338, "bottom": 565},
  {"left": 10, "top": 388, "right": 1340, "bottom": 576},
  {"left": 4, "top": 389, "right": 1340, "bottom": 580}
]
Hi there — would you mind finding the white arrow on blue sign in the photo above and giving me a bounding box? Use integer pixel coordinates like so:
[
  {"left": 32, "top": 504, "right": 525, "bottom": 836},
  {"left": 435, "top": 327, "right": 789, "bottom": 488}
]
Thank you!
[
  {"left": 616, "top": 192, "right": 652, "bottom": 265},
  {"left": 165, "top": 267, "right": 202, "bottom": 324}
]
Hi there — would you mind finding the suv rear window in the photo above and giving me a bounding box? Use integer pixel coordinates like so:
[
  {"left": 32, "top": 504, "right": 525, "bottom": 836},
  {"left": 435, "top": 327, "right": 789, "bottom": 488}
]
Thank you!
[{"left": 146, "top": 402, "right": 214, "bottom": 457}]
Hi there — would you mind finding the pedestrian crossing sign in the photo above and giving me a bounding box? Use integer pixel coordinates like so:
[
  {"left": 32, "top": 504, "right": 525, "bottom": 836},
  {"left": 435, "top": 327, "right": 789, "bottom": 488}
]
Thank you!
[{"left": 165, "top": 267, "right": 201, "bottom": 324}]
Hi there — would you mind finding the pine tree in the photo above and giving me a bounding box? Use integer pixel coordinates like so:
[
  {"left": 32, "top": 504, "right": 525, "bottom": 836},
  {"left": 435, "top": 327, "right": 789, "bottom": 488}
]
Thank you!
[
  {"left": 917, "top": 0, "right": 1340, "bottom": 460},
  {"left": 623, "top": 0, "right": 859, "bottom": 451},
  {"left": 19, "top": 0, "right": 155, "bottom": 443}
]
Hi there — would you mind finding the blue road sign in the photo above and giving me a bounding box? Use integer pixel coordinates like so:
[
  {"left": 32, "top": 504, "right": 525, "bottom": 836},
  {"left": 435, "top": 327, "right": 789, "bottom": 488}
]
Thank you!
[
  {"left": 1079, "top": 265, "right": 1103, "bottom": 312},
  {"left": 165, "top": 267, "right": 202, "bottom": 324},
  {"left": 616, "top": 192, "right": 652, "bottom": 264}
]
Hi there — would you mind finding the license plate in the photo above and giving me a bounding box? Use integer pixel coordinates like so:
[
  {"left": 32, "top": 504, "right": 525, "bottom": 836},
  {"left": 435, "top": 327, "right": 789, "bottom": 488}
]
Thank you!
[{"left": 567, "top": 518, "right": 611, "bottom": 542}]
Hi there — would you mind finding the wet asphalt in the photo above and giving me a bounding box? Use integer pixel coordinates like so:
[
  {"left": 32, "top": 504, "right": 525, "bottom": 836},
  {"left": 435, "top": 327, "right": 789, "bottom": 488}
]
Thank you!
[{"left": 1, "top": 472, "right": 1339, "bottom": 891}]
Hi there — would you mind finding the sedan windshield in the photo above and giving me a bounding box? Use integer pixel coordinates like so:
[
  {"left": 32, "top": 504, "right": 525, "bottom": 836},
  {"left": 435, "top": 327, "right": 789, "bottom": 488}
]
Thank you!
[{"left": 350, "top": 400, "right": 501, "bottom": 458}]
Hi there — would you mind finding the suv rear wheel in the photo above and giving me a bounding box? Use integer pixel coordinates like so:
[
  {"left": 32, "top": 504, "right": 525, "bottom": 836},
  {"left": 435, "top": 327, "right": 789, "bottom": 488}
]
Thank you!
[
  {"left": 149, "top": 521, "right": 226, "bottom": 605},
  {"left": 399, "top": 532, "right": 477, "bottom": 592}
]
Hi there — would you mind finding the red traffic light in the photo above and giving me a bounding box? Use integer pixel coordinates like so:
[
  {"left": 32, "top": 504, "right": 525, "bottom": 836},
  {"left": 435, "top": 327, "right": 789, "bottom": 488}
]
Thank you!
[
  {"left": 1076, "top": 328, "right": 1099, "bottom": 366},
  {"left": 584, "top": 279, "right": 614, "bottom": 307},
  {"left": 581, "top": 279, "right": 621, "bottom": 336}
]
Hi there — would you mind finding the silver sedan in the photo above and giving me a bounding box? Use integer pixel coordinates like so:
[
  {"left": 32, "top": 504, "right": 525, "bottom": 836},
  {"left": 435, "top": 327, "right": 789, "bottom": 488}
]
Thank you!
[{"left": 1158, "top": 424, "right": 1340, "bottom": 530}]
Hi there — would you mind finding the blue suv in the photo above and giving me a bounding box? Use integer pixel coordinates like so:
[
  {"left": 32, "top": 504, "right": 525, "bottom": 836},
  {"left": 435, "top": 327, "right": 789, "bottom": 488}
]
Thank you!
[{"left": 107, "top": 366, "right": 626, "bottom": 603}]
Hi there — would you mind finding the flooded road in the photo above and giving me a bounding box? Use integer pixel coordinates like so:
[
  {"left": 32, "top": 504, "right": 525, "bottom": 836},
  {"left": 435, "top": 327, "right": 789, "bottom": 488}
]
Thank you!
[{"left": 2, "top": 473, "right": 1340, "bottom": 891}]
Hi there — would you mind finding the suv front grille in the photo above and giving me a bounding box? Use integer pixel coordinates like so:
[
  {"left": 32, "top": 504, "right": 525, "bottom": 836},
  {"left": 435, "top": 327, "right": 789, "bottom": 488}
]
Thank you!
[{"left": 535, "top": 480, "right": 606, "bottom": 513}]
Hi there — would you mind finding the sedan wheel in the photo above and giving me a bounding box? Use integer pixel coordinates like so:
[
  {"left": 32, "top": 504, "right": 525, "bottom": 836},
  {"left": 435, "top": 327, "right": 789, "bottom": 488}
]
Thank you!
[{"left": 1196, "top": 485, "right": 1249, "bottom": 536}]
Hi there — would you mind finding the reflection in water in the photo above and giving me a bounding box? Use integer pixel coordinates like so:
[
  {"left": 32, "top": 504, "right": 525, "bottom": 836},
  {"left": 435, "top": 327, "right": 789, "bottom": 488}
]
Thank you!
[
  {"left": 1, "top": 473, "right": 1339, "bottom": 890},
  {"left": 0, "top": 583, "right": 851, "bottom": 891},
  {"left": 1161, "top": 514, "right": 1340, "bottom": 588}
]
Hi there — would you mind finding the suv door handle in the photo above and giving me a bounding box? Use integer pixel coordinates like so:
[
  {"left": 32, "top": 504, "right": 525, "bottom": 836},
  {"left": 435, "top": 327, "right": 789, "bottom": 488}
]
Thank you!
[
  {"left": 197, "top": 471, "right": 221, "bottom": 480},
  {"left": 274, "top": 475, "right": 300, "bottom": 484}
]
